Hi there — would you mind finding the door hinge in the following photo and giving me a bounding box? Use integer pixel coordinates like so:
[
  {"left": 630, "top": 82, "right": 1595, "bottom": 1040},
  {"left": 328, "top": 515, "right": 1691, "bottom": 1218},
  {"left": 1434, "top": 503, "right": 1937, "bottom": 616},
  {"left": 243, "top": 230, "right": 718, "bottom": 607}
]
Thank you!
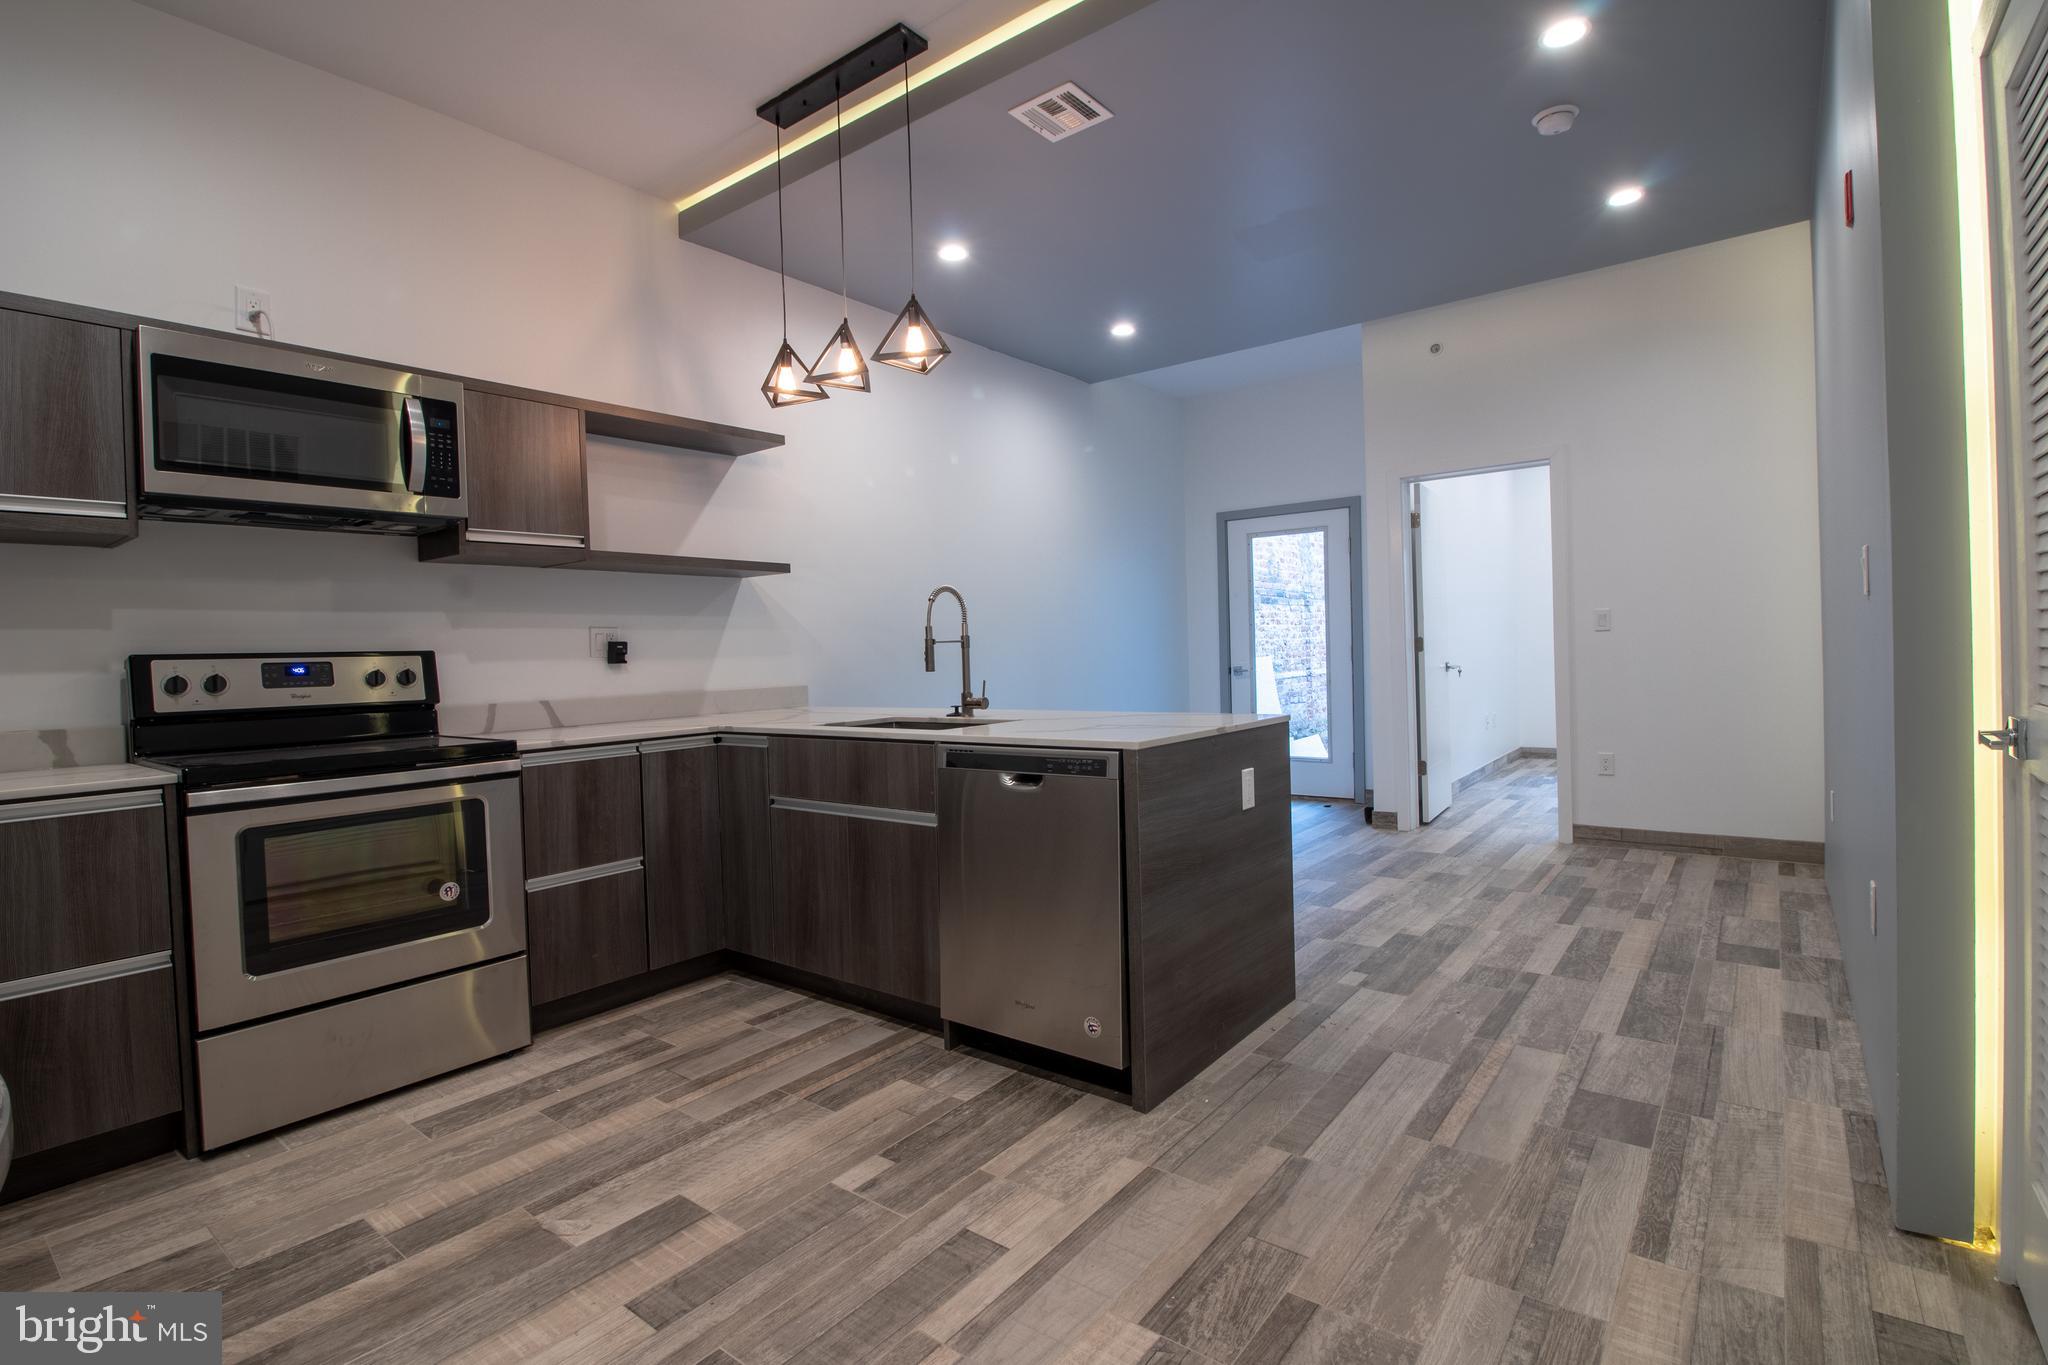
[
  {"left": 1979, "top": 717, "right": 2030, "bottom": 760},
  {"left": 1418, "top": 758, "right": 1428, "bottom": 775},
  {"left": 1410, "top": 510, "right": 1421, "bottom": 529}
]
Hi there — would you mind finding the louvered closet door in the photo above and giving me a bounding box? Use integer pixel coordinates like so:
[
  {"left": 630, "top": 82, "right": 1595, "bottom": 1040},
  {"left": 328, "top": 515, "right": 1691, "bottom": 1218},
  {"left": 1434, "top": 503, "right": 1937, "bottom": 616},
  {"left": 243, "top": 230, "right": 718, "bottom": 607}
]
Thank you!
[{"left": 1992, "top": 0, "right": 2048, "bottom": 1326}]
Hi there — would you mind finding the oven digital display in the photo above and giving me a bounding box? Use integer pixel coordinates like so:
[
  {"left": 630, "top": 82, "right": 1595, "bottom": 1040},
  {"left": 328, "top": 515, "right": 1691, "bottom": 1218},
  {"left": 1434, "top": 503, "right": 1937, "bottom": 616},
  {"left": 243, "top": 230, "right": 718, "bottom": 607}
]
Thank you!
[{"left": 261, "top": 660, "right": 335, "bottom": 688}]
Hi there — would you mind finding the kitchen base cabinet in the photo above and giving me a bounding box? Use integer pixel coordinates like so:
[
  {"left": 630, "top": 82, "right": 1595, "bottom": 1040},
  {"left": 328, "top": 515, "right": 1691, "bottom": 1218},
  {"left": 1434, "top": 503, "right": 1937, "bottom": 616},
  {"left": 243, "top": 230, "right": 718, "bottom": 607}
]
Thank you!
[
  {"left": 764, "top": 807, "right": 850, "bottom": 980},
  {"left": 717, "top": 740, "right": 772, "bottom": 956},
  {"left": 642, "top": 740, "right": 723, "bottom": 969},
  {"left": 0, "top": 966, "right": 180, "bottom": 1159},
  {"left": 842, "top": 819, "right": 938, "bottom": 1006},
  {"left": 526, "top": 870, "right": 649, "bottom": 1005}
]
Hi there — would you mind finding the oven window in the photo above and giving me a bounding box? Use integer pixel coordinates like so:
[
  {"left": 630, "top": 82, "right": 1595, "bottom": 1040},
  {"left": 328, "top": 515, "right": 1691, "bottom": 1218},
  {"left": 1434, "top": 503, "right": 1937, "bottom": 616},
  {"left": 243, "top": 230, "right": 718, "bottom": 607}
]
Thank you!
[
  {"left": 153, "top": 354, "right": 404, "bottom": 494},
  {"left": 237, "top": 799, "right": 490, "bottom": 976}
]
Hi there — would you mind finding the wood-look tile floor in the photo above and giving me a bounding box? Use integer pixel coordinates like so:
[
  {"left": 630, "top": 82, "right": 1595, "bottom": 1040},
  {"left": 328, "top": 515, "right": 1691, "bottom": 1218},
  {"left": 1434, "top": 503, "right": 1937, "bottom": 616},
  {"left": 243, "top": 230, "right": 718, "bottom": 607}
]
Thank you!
[{"left": 2, "top": 758, "right": 2041, "bottom": 1364}]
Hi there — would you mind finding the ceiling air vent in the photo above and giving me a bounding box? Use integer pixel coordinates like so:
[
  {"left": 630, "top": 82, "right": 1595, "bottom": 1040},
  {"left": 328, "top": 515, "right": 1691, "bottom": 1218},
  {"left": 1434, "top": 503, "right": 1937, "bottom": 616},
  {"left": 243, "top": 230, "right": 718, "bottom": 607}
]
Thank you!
[{"left": 1009, "top": 82, "right": 1114, "bottom": 143}]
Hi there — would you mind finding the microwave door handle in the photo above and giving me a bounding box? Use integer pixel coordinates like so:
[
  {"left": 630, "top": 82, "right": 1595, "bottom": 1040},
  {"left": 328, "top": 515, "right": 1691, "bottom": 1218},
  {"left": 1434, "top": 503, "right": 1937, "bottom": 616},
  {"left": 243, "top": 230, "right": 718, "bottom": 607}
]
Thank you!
[{"left": 401, "top": 395, "right": 428, "bottom": 494}]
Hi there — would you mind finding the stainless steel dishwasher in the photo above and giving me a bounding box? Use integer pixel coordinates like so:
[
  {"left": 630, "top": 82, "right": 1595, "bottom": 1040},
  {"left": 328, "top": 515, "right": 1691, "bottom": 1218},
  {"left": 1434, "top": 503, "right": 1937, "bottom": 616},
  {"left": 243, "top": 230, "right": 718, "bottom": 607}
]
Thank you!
[{"left": 938, "top": 746, "right": 1125, "bottom": 1069}]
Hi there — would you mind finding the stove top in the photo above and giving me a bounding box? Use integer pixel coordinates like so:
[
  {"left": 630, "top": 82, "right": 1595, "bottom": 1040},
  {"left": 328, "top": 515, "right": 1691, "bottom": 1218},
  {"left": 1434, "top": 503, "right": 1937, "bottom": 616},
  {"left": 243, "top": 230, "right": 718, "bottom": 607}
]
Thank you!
[
  {"left": 126, "top": 649, "right": 517, "bottom": 792},
  {"left": 146, "top": 732, "right": 517, "bottom": 792}
]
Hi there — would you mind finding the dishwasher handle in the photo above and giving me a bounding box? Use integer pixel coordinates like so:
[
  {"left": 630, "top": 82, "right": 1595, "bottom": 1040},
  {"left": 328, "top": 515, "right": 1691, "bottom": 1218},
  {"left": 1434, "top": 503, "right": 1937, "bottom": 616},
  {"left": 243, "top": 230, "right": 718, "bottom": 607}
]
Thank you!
[{"left": 999, "top": 773, "right": 1044, "bottom": 790}]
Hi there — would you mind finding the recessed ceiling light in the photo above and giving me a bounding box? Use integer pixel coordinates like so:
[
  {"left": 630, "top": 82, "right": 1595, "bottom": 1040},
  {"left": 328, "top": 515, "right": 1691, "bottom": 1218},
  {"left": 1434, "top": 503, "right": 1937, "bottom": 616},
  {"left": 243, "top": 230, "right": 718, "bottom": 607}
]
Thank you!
[
  {"left": 1606, "top": 184, "right": 1645, "bottom": 208},
  {"left": 1540, "top": 15, "right": 1590, "bottom": 48},
  {"left": 936, "top": 241, "right": 970, "bottom": 264},
  {"left": 1109, "top": 320, "right": 1137, "bottom": 339}
]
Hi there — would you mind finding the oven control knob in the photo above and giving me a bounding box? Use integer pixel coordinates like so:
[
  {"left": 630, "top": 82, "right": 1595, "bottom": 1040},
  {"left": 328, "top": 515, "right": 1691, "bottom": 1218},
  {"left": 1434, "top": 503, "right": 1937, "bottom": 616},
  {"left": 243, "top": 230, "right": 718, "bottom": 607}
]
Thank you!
[
  {"left": 160, "top": 674, "right": 189, "bottom": 697},
  {"left": 363, "top": 668, "right": 387, "bottom": 688},
  {"left": 201, "top": 673, "right": 229, "bottom": 696},
  {"left": 396, "top": 667, "right": 418, "bottom": 688}
]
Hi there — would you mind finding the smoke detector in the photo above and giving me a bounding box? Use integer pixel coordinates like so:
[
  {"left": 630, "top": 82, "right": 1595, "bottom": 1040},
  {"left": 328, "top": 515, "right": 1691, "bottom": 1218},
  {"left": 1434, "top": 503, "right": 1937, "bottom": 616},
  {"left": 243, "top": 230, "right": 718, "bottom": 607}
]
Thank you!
[
  {"left": 1532, "top": 104, "right": 1579, "bottom": 136},
  {"left": 1010, "top": 82, "right": 1114, "bottom": 142}
]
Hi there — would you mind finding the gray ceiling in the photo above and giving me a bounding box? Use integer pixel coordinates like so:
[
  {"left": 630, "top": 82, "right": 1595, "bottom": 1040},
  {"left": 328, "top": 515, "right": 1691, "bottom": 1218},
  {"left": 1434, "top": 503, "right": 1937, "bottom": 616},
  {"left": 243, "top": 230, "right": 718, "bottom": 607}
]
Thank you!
[
  {"left": 137, "top": 0, "right": 1825, "bottom": 384},
  {"left": 686, "top": 0, "right": 1825, "bottom": 381}
]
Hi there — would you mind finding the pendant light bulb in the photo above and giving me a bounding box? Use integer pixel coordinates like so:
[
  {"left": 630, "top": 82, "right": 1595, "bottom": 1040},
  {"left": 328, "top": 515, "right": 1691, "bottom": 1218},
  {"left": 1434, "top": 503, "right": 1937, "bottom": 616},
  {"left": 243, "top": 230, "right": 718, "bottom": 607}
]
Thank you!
[
  {"left": 804, "top": 87, "right": 872, "bottom": 393},
  {"left": 760, "top": 122, "right": 827, "bottom": 408},
  {"left": 877, "top": 40, "right": 952, "bottom": 374}
]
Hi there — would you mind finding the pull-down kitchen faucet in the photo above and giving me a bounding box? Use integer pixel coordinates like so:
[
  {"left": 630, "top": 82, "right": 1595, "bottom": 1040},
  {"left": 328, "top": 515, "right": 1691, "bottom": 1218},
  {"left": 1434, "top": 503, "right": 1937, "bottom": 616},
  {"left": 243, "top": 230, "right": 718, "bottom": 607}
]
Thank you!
[{"left": 924, "top": 585, "right": 989, "bottom": 718}]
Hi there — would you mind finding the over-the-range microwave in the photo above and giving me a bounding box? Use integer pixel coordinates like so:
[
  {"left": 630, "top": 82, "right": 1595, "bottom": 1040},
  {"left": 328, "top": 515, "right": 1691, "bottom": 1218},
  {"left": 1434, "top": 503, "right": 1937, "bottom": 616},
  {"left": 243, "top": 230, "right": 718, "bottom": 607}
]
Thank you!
[{"left": 137, "top": 326, "right": 467, "bottom": 533}]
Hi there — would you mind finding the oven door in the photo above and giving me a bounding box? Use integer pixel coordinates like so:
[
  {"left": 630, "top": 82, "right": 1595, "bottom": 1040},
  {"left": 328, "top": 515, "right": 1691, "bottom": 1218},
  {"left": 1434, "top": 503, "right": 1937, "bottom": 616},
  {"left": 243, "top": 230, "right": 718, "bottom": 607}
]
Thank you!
[
  {"left": 138, "top": 326, "right": 466, "bottom": 522},
  {"left": 184, "top": 767, "right": 523, "bottom": 1032}
]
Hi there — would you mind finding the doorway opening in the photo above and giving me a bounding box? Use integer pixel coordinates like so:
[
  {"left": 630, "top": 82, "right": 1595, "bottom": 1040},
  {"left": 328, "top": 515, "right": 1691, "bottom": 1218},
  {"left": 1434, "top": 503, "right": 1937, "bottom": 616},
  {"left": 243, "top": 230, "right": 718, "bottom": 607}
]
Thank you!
[
  {"left": 1408, "top": 466, "right": 1557, "bottom": 824},
  {"left": 1217, "top": 498, "right": 1364, "bottom": 802}
]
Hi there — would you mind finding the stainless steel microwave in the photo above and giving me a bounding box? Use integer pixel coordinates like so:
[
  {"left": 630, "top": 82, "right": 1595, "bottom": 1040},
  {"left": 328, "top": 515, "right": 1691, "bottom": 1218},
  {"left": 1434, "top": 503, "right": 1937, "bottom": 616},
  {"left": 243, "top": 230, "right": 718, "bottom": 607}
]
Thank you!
[{"left": 138, "top": 326, "right": 467, "bottom": 531}]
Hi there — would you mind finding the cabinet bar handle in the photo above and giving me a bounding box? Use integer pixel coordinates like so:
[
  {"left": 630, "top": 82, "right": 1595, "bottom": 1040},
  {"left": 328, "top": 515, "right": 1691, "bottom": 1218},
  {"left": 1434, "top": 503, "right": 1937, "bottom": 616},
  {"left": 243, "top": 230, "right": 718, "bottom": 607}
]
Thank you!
[
  {"left": 0, "top": 952, "right": 171, "bottom": 1002},
  {"left": 525, "top": 856, "right": 644, "bottom": 894}
]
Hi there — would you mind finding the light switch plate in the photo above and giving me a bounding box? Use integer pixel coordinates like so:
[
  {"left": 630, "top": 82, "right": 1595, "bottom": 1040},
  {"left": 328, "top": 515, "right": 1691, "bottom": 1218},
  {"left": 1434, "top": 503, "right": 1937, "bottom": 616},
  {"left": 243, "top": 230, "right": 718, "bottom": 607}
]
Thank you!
[
  {"left": 1241, "top": 767, "right": 1255, "bottom": 809},
  {"left": 588, "top": 626, "right": 622, "bottom": 658},
  {"left": 1593, "top": 608, "right": 1613, "bottom": 632}
]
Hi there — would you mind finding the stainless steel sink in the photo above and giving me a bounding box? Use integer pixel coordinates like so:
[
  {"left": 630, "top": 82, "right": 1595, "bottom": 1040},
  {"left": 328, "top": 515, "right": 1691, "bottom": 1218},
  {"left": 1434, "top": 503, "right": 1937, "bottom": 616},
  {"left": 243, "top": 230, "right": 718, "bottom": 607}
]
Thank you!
[{"left": 826, "top": 717, "right": 997, "bottom": 730}]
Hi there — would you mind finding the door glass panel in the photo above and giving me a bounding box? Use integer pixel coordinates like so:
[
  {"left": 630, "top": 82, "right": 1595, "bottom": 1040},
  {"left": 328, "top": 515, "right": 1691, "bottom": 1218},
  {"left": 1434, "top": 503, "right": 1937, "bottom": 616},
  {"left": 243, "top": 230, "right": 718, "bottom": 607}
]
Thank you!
[
  {"left": 1249, "top": 528, "right": 1331, "bottom": 763},
  {"left": 152, "top": 354, "right": 405, "bottom": 493},
  {"left": 238, "top": 799, "right": 490, "bottom": 975}
]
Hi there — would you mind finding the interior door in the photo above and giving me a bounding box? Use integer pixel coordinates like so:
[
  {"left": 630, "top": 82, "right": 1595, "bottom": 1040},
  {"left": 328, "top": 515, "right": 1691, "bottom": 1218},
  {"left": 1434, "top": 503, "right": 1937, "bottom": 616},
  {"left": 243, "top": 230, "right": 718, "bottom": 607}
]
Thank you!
[
  {"left": 1224, "top": 505, "right": 1355, "bottom": 799},
  {"left": 1989, "top": 0, "right": 2048, "bottom": 1325},
  {"left": 1413, "top": 481, "right": 1456, "bottom": 823}
]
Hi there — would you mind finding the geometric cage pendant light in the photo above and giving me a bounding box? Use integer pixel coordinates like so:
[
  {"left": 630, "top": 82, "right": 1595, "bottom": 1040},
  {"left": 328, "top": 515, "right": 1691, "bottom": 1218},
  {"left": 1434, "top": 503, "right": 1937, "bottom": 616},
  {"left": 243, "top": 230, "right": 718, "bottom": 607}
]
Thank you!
[
  {"left": 875, "top": 36, "right": 950, "bottom": 374},
  {"left": 760, "top": 121, "right": 828, "bottom": 408},
  {"left": 803, "top": 85, "right": 872, "bottom": 393}
]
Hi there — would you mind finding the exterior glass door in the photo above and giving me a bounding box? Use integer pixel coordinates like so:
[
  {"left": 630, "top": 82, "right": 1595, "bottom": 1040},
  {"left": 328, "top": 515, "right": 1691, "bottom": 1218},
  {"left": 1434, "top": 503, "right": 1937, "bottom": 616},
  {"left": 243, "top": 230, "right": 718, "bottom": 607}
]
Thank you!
[{"left": 1223, "top": 504, "right": 1356, "bottom": 800}]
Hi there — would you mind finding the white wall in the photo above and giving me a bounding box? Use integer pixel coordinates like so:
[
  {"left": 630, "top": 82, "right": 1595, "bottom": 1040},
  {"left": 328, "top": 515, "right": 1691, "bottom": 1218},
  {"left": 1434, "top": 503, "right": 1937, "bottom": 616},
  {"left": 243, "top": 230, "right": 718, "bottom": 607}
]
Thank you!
[
  {"left": 0, "top": 0, "right": 1190, "bottom": 745},
  {"left": 1364, "top": 224, "right": 1823, "bottom": 840},
  {"left": 1416, "top": 465, "right": 1554, "bottom": 788},
  {"left": 1177, "top": 363, "right": 1367, "bottom": 774}
]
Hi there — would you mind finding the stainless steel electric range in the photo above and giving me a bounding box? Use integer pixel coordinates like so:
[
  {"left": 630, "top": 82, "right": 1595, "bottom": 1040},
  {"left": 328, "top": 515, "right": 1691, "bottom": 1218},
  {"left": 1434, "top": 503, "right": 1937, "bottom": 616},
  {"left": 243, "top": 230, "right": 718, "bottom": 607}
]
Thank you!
[{"left": 127, "top": 650, "right": 530, "bottom": 1150}]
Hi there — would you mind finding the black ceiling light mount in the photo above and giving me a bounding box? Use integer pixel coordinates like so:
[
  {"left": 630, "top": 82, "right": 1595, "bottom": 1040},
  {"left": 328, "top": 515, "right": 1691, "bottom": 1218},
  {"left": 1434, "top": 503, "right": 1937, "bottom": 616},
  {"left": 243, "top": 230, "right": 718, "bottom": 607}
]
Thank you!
[
  {"left": 746, "top": 25, "right": 936, "bottom": 402},
  {"left": 760, "top": 121, "right": 828, "bottom": 409},
  {"left": 876, "top": 33, "right": 951, "bottom": 375}
]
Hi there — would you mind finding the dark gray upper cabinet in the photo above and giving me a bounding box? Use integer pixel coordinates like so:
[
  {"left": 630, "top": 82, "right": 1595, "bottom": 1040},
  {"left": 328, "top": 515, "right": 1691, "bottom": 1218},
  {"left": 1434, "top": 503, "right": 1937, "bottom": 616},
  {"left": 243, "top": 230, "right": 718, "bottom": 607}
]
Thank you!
[
  {"left": 423, "top": 389, "right": 588, "bottom": 566},
  {"left": 642, "top": 741, "right": 724, "bottom": 970},
  {"left": 0, "top": 306, "right": 136, "bottom": 546}
]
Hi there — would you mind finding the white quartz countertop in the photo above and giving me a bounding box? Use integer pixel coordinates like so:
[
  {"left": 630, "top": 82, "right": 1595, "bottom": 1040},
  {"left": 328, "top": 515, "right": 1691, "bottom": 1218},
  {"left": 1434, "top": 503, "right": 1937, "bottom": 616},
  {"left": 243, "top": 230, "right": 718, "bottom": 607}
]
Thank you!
[
  {"left": 488, "top": 707, "right": 1289, "bottom": 754},
  {"left": 0, "top": 763, "right": 177, "bottom": 803}
]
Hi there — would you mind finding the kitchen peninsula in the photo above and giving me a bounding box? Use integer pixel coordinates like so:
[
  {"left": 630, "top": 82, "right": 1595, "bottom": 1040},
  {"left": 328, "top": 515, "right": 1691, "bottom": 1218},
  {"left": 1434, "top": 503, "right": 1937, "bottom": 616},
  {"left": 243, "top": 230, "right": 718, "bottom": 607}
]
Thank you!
[{"left": 500, "top": 705, "right": 1295, "bottom": 1111}]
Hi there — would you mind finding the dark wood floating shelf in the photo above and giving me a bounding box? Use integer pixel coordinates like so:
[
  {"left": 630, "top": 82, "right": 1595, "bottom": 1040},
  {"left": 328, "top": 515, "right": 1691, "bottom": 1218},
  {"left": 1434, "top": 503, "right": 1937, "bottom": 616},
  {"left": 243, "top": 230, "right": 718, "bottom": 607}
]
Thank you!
[
  {"left": 418, "top": 528, "right": 787, "bottom": 578},
  {"left": 561, "top": 550, "right": 790, "bottom": 578},
  {"left": 463, "top": 382, "right": 782, "bottom": 458}
]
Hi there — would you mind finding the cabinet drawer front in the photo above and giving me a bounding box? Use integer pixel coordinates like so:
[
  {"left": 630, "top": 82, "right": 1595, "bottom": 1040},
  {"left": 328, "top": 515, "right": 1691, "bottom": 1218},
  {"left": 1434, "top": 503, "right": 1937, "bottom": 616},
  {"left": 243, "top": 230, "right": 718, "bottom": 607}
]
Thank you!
[
  {"left": 718, "top": 742, "right": 771, "bottom": 955},
  {"left": 526, "top": 869, "right": 648, "bottom": 1004},
  {"left": 0, "top": 965, "right": 179, "bottom": 1156},
  {"left": 842, "top": 818, "right": 939, "bottom": 1006},
  {"left": 0, "top": 797, "right": 170, "bottom": 982},
  {"left": 0, "top": 309, "right": 129, "bottom": 507},
  {"left": 770, "top": 737, "right": 935, "bottom": 813},
  {"left": 765, "top": 807, "right": 849, "bottom": 979},
  {"left": 521, "top": 750, "right": 643, "bottom": 879}
]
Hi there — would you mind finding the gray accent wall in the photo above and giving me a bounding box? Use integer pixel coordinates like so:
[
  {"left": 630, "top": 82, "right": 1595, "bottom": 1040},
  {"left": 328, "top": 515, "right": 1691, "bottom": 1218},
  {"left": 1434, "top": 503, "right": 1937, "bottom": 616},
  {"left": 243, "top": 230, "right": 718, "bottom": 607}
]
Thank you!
[{"left": 1812, "top": 0, "right": 1975, "bottom": 1239}]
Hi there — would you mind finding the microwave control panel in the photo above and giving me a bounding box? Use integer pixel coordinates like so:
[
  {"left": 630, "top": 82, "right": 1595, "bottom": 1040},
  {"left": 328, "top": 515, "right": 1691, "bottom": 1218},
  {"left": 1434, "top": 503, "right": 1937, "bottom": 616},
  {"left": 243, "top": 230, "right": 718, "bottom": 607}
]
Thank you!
[{"left": 419, "top": 398, "right": 461, "bottom": 498}]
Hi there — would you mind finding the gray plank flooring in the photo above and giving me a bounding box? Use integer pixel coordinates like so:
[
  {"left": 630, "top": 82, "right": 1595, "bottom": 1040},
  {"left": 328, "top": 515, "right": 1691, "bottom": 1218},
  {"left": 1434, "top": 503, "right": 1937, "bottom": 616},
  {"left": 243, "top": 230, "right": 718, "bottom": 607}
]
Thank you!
[{"left": 0, "top": 758, "right": 2036, "bottom": 1364}]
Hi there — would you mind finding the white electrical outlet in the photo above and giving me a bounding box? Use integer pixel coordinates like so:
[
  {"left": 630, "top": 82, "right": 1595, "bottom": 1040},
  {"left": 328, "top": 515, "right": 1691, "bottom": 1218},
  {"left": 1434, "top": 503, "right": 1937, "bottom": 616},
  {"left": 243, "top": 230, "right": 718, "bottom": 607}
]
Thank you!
[
  {"left": 234, "top": 285, "right": 272, "bottom": 335},
  {"left": 1868, "top": 879, "right": 1878, "bottom": 935},
  {"left": 1593, "top": 608, "right": 1613, "bottom": 632},
  {"left": 1240, "top": 767, "right": 1256, "bottom": 809},
  {"left": 588, "top": 626, "right": 622, "bottom": 659},
  {"left": 1597, "top": 752, "right": 1616, "bottom": 776}
]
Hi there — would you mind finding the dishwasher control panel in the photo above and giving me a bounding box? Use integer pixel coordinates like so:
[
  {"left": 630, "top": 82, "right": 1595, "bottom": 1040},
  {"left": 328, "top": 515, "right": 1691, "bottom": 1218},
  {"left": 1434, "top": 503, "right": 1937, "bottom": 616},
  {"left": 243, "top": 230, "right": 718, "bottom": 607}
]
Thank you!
[{"left": 940, "top": 748, "right": 1117, "bottom": 779}]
